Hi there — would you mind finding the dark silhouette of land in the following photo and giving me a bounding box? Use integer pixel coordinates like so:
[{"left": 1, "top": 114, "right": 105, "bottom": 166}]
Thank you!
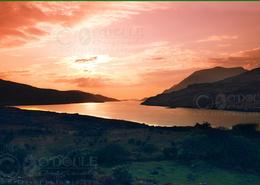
[
  {"left": 143, "top": 67, "right": 260, "bottom": 112},
  {"left": 163, "top": 66, "right": 247, "bottom": 94},
  {"left": 0, "top": 107, "right": 259, "bottom": 185},
  {"left": 0, "top": 79, "right": 118, "bottom": 106}
]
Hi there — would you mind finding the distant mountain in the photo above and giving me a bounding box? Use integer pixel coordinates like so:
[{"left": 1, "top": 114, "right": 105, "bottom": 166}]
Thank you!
[
  {"left": 0, "top": 79, "right": 117, "bottom": 106},
  {"left": 142, "top": 67, "right": 260, "bottom": 112},
  {"left": 163, "top": 66, "right": 247, "bottom": 94}
]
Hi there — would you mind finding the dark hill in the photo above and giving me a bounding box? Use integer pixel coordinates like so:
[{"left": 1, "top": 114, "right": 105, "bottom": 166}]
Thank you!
[
  {"left": 163, "top": 66, "right": 247, "bottom": 94},
  {"left": 142, "top": 67, "right": 260, "bottom": 112},
  {"left": 0, "top": 79, "right": 117, "bottom": 106}
]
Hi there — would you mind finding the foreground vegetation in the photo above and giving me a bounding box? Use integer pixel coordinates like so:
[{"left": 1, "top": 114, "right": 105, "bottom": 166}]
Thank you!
[{"left": 0, "top": 107, "right": 260, "bottom": 185}]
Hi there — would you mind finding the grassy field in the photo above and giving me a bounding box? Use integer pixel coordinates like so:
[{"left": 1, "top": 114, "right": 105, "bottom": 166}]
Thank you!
[
  {"left": 127, "top": 161, "right": 260, "bottom": 185},
  {"left": 0, "top": 107, "right": 260, "bottom": 185}
]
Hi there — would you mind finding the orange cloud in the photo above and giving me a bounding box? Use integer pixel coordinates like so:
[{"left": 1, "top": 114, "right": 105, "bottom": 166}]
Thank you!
[
  {"left": 197, "top": 35, "right": 238, "bottom": 43},
  {"left": 0, "top": 70, "right": 31, "bottom": 79},
  {"left": 54, "top": 77, "right": 111, "bottom": 88},
  {"left": 209, "top": 47, "right": 260, "bottom": 69},
  {"left": 0, "top": 2, "right": 109, "bottom": 48},
  {"left": 0, "top": 2, "right": 167, "bottom": 49}
]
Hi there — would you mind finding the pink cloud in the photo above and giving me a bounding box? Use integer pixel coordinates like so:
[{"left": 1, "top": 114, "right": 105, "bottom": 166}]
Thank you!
[
  {"left": 54, "top": 77, "right": 111, "bottom": 88},
  {"left": 0, "top": 70, "right": 31, "bottom": 79},
  {"left": 0, "top": 2, "right": 110, "bottom": 48},
  {"left": 197, "top": 35, "right": 238, "bottom": 43},
  {"left": 0, "top": 2, "right": 166, "bottom": 49},
  {"left": 208, "top": 47, "right": 260, "bottom": 69}
]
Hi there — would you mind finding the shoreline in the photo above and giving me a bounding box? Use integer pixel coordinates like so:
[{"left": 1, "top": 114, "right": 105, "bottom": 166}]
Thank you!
[{"left": 1, "top": 106, "right": 259, "bottom": 131}]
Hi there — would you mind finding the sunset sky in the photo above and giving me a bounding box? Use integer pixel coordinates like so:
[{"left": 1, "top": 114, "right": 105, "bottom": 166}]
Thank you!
[{"left": 1, "top": 2, "right": 260, "bottom": 99}]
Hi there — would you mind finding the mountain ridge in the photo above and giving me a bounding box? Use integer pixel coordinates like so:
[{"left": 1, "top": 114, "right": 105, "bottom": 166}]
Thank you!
[
  {"left": 163, "top": 66, "right": 247, "bottom": 94},
  {"left": 0, "top": 79, "right": 117, "bottom": 106},
  {"left": 142, "top": 67, "right": 260, "bottom": 112}
]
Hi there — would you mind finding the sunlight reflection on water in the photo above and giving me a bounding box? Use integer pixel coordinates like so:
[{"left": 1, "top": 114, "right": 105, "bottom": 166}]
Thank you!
[{"left": 17, "top": 101, "right": 260, "bottom": 128}]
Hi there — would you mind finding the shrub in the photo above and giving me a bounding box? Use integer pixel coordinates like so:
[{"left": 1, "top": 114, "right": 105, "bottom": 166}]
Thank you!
[
  {"left": 128, "top": 138, "right": 135, "bottom": 145},
  {"left": 140, "top": 143, "right": 158, "bottom": 154},
  {"left": 163, "top": 141, "right": 177, "bottom": 159},
  {"left": 232, "top": 123, "right": 259, "bottom": 133},
  {"left": 178, "top": 133, "right": 260, "bottom": 171},
  {"left": 112, "top": 166, "right": 133, "bottom": 185},
  {"left": 95, "top": 144, "right": 129, "bottom": 166},
  {"left": 163, "top": 147, "right": 177, "bottom": 160},
  {"left": 194, "top": 122, "right": 212, "bottom": 129}
]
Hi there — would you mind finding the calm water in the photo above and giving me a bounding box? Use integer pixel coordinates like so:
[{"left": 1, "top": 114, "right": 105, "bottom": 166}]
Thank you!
[{"left": 17, "top": 101, "right": 260, "bottom": 128}]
